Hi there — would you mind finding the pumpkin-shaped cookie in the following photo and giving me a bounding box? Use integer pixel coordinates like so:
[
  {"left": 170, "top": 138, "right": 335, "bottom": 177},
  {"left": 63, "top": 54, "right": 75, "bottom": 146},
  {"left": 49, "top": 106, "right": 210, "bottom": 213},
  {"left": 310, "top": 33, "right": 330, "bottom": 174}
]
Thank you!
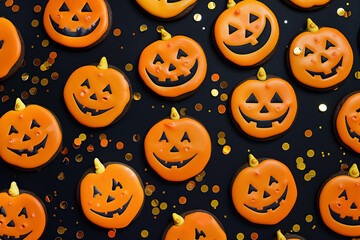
[
  {"left": 274, "top": 230, "right": 306, "bottom": 240},
  {"left": 334, "top": 91, "right": 360, "bottom": 154},
  {"left": 43, "top": 0, "right": 112, "bottom": 48},
  {"left": 214, "top": 0, "right": 279, "bottom": 67},
  {"left": 288, "top": 19, "right": 353, "bottom": 90},
  {"left": 319, "top": 164, "right": 360, "bottom": 236},
  {"left": 231, "top": 154, "right": 297, "bottom": 225},
  {"left": 162, "top": 210, "right": 227, "bottom": 240},
  {"left": 230, "top": 68, "right": 297, "bottom": 140},
  {"left": 144, "top": 108, "right": 211, "bottom": 182},
  {"left": 138, "top": 29, "right": 207, "bottom": 99},
  {"left": 79, "top": 158, "right": 144, "bottom": 229},
  {"left": 0, "top": 17, "right": 24, "bottom": 81},
  {"left": 136, "top": 0, "right": 197, "bottom": 20},
  {"left": 0, "top": 99, "right": 62, "bottom": 170},
  {"left": 0, "top": 182, "right": 47, "bottom": 240},
  {"left": 64, "top": 57, "right": 132, "bottom": 128},
  {"left": 284, "top": 0, "right": 332, "bottom": 10}
]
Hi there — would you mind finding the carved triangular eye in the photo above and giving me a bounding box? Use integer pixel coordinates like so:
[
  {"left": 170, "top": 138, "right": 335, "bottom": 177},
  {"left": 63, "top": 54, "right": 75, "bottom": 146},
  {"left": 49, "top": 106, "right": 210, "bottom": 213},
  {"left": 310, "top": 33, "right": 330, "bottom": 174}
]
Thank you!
[
  {"left": 0, "top": 40, "right": 4, "bottom": 49},
  {"left": 304, "top": 47, "right": 314, "bottom": 57},
  {"left": 9, "top": 126, "right": 18, "bottom": 135},
  {"left": 0, "top": 206, "right": 6, "bottom": 217},
  {"left": 93, "top": 186, "right": 102, "bottom": 197},
  {"left": 229, "top": 24, "right": 238, "bottom": 35},
  {"left": 181, "top": 132, "right": 190, "bottom": 142},
  {"left": 81, "top": 2, "right": 92, "bottom": 12},
  {"left": 245, "top": 30, "right": 253, "bottom": 38},
  {"left": 177, "top": 49, "right": 188, "bottom": 59},
  {"left": 59, "top": 2, "right": 69, "bottom": 11},
  {"left": 338, "top": 190, "right": 348, "bottom": 200},
  {"left": 270, "top": 92, "right": 283, "bottom": 103},
  {"left": 102, "top": 84, "right": 112, "bottom": 94},
  {"left": 81, "top": 79, "right": 90, "bottom": 88},
  {"left": 195, "top": 228, "right": 206, "bottom": 240},
  {"left": 153, "top": 54, "right": 164, "bottom": 64},
  {"left": 30, "top": 120, "right": 40, "bottom": 129},
  {"left": 18, "top": 208, "right": 28, "bottom": 218},
  {"left": 249, "top": 13, "right": 259, "bottom": 23},
  {"left": 112, "top": 178, "right": 123, "bottom": 190},
  {"left": 159, "top": 132, "right": 168, "bottom": 142},
  {"left": 246, "top": 93, "right": 258, "bottom": 103},
  {"left": 269, "top": 176, "right": 278, "bottom": 185},
  {"left": 325, "top": 40, "right": 335, "bottom": 50},
  {"left": 248, "top": 184, "right": 257, "bottom": 194}
]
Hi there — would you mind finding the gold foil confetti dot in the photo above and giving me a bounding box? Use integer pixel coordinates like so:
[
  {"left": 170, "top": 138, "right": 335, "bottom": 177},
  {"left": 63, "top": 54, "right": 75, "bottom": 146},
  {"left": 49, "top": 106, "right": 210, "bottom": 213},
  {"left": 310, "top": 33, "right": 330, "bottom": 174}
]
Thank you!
[
  {"left": 21, "top": 91, "right": 29, "bottom": 99},
  {"left": 58, "top": 172, "right": 65, "bottom": 181},
  {"left": 76, "top": 231, "right": 84, "bottom": 239},
  {"left": 212, "top": 185, "right": 220, "bottom": 193},
  {"left": 51, "top": 72, "right": 59, "bottom": 80},
  {"left": 319, "top": 104, "right": 327, "bottom": 112},
  {"left": 193, "top": 13, "right": 202, "bottom": 21},
  {"left": 125, "top": 153, "right": 133, "bottom": 161},
  {"left": 223, "top": 145, "right": 231, "bottom": 155},
  {"left": 179, "top": 196, "right": 187, "bottom": 204},
  {"left": 40, "top": 78, "right": 48, "bottom": 86},
  {"left": 305, "top": 129, "right": 312, "bottom": 137},
  {"left": 195, "top": 103, "right": 203, "bottom": 111},
  {"left": 296, "top": 157, "right": 304, "bottom": 164},
  {"left": 125, "top": 63, "right": 133, "bottom": 71},
  {"left": 293, "top": 47, "right": 302, "bottom": 55},
  {"left": 337, "top": 8, "right": 345, "bottom": 16},
  {"left": 211, "top": 199, "right": 218, "bottom": 209},
  {"left": 220, "top": 93, "right": 228, "bottom": 101},
  {"left": 34, "top": 5, "right": 41, "bottom": 13},
  {"left": 60, "top": 201, "right": 68, "bottom": 209},
  {"left": 236, "top": 233, "right": 245, "bottom": 240},
  {"left": 29, "top": 87, "right": 37, "bottom": 95},
  {"left": 145, "top": 185, "right": 155, "bottom": 196},
  {"left": 156, "top": 26, "right": 164, "bottom": 33},
  {"left": 309, "top": 170, "right": 316, "bottom": 177},
  {"left": 134, "top": 92, "right": 141, "bottom": 100},
  {"left": 282, "top": 142, "right": 290, "bottom": 151},
  {"left": 79, "top": 133, "right": 87, "bottom": 141},
  {"left": 42, "top": 40, "right": 49, "bottom": 47},
  {"left": 304, "top": 173, "right": 311, "bottom": 181},
  {"left": 306, "top": 214, "right": 313, "bottom": 222},
  {"left": 218, "top": 105, "right": 226, "bottom": 114},
  {"left": 211, "top": 89, "right": 219, "bottom": 97},
  {"left": 218, "top": 131, "right": 225, "bottom": 138},
  {"left": 195, "top": 175, "right": 203, "bottom": 182},
  {"left": 116, "top": 142, "right": 124, "bottom": 150},
  {"left": 99, "top": 133, "right": 107, "bottom": 140},
  {"left": 75, "top": 154, "right": 83, "bottom": 162},
  {"left": 151, "top": 199, "right": 159, "bottom": 207},
  {"left": 57, "top": 226, "right": 67, "bottom": 234},
  {"left": 141, "top": 230, "right": 149, "bottom": 238},
  {"left": 307, "top": 149, "right": 315, "bottom": 157},
  {"left": 211, "top": 73, "right": 220, "bottom": 82},
  {"left": 133, "top": 134, "right": 140, "bottom": 142},
  {"left": 160, "top": 202, "right": 167, "bottom": 210},
  {"left": 355, "top": 71, "right": 360, "bottom": 79},
  {"left": 208, "top": 2, "right": 216, "bottom": 9},
  {"left": 186, "top": 181, "right": 195, "bottom": 191},
  {"left": 200, "top": 171, "right": 206, "bottom": 177},
  {"left": 292, "top": 224, "right": 300, "bottom": 232},
  {"left": 31, "top": 20, "right": 39, "bottom": 27},
  {"left": 201, "top": 185, "right": 209, "bottom": 193},
  {"left": 297, "top": 163, "right": 306, "bottom": 170},
  {"left": 140, "top": 24, "right": 148, "bottom": 32},
  {"left": 62, "top": 157, "right": 69, "bottom": 165},
  {"left": 218, "top": 138, "right": 226, "bottom": 145},
  {"left": 87, "top": 144, "right": 94, "bottom": 152},
  {"left": 152, "top": 207, "right": 160, "bottom": 215},
  {"left": 40, "top": 65, "right": 47, "bottom": 71},
  {"left": 180, "top": 108, "right": 187, "bottom": 116},
  {"left": 220, "top": 81, "right": 228, "bottom": 89}
]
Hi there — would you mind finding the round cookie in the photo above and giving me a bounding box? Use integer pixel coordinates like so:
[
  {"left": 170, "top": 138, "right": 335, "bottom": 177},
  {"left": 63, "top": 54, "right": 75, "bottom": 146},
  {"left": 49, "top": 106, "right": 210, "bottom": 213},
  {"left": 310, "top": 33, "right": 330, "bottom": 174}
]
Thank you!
[
  {"left": 319, "top": 163, "right": 360, "bottom": 236},
  {"left": 229, "top": 67, "right": 298, "bottom": 140},
  {"left": 274, "top": 230, "right": 306, "bottom": 240},
  {"left": 231, "top": 154, "right": 297, "bottom": 225},
  {"left": 0, "top": 98, "right": 62, "bottom": 170},
  {"left": 78, "top": 158, "right": 144, "bottom": 229},
  {"left": 334, "top": 91, "right": 360, "bottom": 154},
  {"left": 288, "top": 19, "right": 353, "bottom": 90},
  {"left": 0, "top": 182, "right": 47, "bottom": 240},
  {"left": 138, "top": 29, "right": 207, "bottom": 100},
  {"left": 43, "top": 0, "right": 112, "bottom": 48},
  {"left": 213, "top": 0, "right": 279, "bottom": 67},
  {"left": 284, "top": 0, "right": 332, "bottom": 10},
  {"left": 0, "top": 17, "right": 24, "bottom": 82},
  {"left": 136, "top": 0, "right": 198, "bottom": 20},
  {"left": 64, "top": 57, "right": 132, "bottom": 128},
  {"left": 144, "top": 107, "right": 211, "bottom": 182},
  {"left": 162, "top": 210, "right": 227, "bottom": 240}
]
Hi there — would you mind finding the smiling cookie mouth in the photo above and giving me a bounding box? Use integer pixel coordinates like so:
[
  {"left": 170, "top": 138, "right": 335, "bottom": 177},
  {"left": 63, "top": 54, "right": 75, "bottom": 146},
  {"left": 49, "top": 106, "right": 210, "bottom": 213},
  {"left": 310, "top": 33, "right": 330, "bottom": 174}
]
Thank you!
[
  {"left": 73, "top": 94, "right": 113, "bottom": 116},
  {"left": 0, "top": 231, "right": 32, "bottom": 240},
  {"left": 345, "top": 116, "right": 360, "bottom": 141},
  {"left": 7, "top": 135, "right": 48, "bottom": 157},
  {"left": 90, "top": 196, "right": 132, "bottom": 218},
  {"left": 223, "top": 18, "right": 271, "bottom": 55},
  {"left": 49, "top": 16, "right": 100, "bottom": 37},
  {"left": 145, "top": 60, "right": 199, "bottom": 87},
  {"left": 152, "top": 153, "right": 197, "bottom": 169},
  {"left": 328, "top": 205, "right": 360, "bottom": 226},
  {"left": 239, "top": 107, "right": 289, "bottom": 128},
  {"left": 244, "top": 186, "right": 288, "bottom": 213},
  {"left": 306, "top": 57, "right": 343, "bottom": 79}
]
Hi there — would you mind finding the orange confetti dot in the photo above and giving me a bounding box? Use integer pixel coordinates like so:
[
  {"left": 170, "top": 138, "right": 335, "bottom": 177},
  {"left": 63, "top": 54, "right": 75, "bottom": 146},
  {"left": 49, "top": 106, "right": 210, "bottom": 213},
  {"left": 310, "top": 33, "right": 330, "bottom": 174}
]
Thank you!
[
  {"left": 108, "top": 230, "right": 116, "bottom": 238},
  {"left": 179, "top": 196, "right": 187, "bottom": 204},
  {"left": 305, "top": 129, "right": 313, "bottom": 138},
  {"left": 33, "top": 5, "right": 41, "bottom": 13},
  {"left": 211, "top": 73, "right": 220, "bottom": 82},
  {"left": 250, "top": 232, "right": 258, "bottom": 240},
  {"left": 74, "top": 138, "right": 81, "bottom": 146},
  {"left": 218, "top": 105, "right": 226, "bottom": 114},
  {"left": 49, "top": 52, "right": 57, "bottom": 59},
  {"left": 116, "top": 141, "right": 124, "bottom": 149},
  {"left": 12, "top": 5, "right": 19, "bottom": 12},
  {"left": 113, "top": 28, "right": 121, "bottom": 36},
  {"left": 5, "top": 0, "right": 13, "bottom": 7},
  {"left": 212, "top": 185, "right": 220, "bottom": 193},
  {"left": 100, "top": 139, "right": 108, "bottom": 147}
]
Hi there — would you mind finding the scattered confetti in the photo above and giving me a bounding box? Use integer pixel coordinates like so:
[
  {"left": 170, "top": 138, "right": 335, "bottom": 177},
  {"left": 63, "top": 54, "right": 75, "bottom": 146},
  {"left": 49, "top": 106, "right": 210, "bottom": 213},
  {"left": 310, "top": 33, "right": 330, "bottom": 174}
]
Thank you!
[{"left": 319, "top": 104, "right": 327, "bottom": 112}]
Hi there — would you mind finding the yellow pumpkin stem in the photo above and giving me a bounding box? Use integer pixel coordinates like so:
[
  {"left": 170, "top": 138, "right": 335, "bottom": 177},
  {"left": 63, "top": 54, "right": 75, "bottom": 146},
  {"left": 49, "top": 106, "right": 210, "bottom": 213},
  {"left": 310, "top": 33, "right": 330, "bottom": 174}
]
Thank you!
[
  {"left": 8, "top": 181, "right": 19, "bottom": 197},
  {"left": 349, "top": 164, "right": 359, "bottom": 178},
  {"left": 249, "top": 154, "right": 259, "bottom": 167},
  {"left": 15, "top": 98, "right": 26, "bottom": 111},
  {"left": 277, "top": 230, "right": 286, "bottom": 240},
  {"left": 227, "top": 0, "right": 236, "bottom": 8},
  {"left": 172, "top": 213, "right": 184, "bottom": 226},
  {"left": 170, "top": 107, "right": 180, "bottom": 120},
  {"left": 161, "top": 29, "right": 172, "bottom": 41},
  {"left": 97, "top": 57, "right": 108, "bottom": 70},
  {"left": 307, "top": 18, "right": 319, "bottom": 33},
  {"left": 94, "top": 158, "right": 105, "bottom": 174},
  {"left": 257, "top": 67, "right": 267, "bottom": 81}
]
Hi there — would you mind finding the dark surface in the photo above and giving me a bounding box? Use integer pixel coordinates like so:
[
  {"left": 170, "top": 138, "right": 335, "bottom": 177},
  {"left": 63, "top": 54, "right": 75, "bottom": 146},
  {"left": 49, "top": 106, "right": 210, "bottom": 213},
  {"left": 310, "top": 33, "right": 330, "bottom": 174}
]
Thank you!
[{"left": 0, "top": 0, "right": 360, "bottom": 239}]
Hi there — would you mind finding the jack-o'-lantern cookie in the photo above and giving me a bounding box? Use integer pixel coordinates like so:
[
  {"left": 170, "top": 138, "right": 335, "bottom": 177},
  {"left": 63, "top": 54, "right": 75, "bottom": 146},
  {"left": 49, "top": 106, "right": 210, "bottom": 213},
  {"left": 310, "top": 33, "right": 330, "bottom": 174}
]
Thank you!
[
  {"left": 136, "top": 0, "right": 198, "bottom": 20},
  {"left": 230, "top": 68, "right": 298, "bottom": 140},
  {"left": 0, "top": 99, "right": 62, "bottom": 170},
  {"left": 64, "top": 57, "right": 132, "bottom": 128},
  {"left": 289, "top": 19, "right": 353, "bottom": 90},
  {"left": 0, "top": 182, "right": 47, "bottom": 240},
  {"left": 43, "top": 0, "right": 112, "bottom": 48},
  {"left": 162, "top": 210, "right": 227, "bottom": 240},
  {"left": 0, "top": 17, "right": 24, "bottom": 81},
  {"left": 214, "top": 0, "right": 279, "bottom": 67},
  {"left": 284, "top": 0, "right": 332, "bottom": 10},
  {"left": 274, "top": 230, "right": 306, "bottom": 240},
  {"left": 144, "top": 107, "right": 211, "bottom": 182},
  {"left": 139, "top": 29, "right": 207, "bottom": 99},
  {"left": 78, "top": 158, "right": 144, "bottom": 229},
  {"left": 231, "top": 154, "right": 297, "bottom": 225},
  {"left": 334, "top": 91, "right": 360, "bottom": 154},
  {"left": 319, "top": 164, "right": 360, "bottom": 236}
]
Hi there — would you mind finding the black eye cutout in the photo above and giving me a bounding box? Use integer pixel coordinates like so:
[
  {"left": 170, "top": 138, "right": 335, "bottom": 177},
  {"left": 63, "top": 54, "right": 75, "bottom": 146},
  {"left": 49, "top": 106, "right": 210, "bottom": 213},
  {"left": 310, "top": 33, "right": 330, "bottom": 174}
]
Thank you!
[
  {"left": 228, "top": 24, "right": 238, "bottom": 35},
  {"left": 18, "top": 208, "right": 28, "bottom": 218},
  {"left": 81, "top": 79, "right": 90, "bottom": 88},
  {"left": 102, "top": 84, "right": 112, "bottom": 94},
  {"left": 269, "top": 176, "right": 278, "bottom": 186},
  {"left": 0, "top": 40, "right": 4, "bottom": 49},
  {"left": 249, "top": 13, "right": 259, "bottom": 23},
  {"left": 270, "top": 92, "right": 283, "bottom": 103},
  {"left": 30, "top": 120, "right": 40, "bottom": 129},
  {"left": 81, "top": 2, "right": 92, "bottom": 12},
  {"left": 356, "top": 108, "right": 360, "bottom": 113},
  {"left": 177, "top": 49, "right": 188, "bottom": 59},
  {"left": 195, "top": 229, "right": 206, "bottom": 240},
  {"left": 246, "top": 93, "right": 258, "bottom": 103},
  {"left": 248, "top": 184, "right": 257, "bottom": 194},
  {"left": 0, "top": 206, "right": 6, "bottom": 217},
  {"left": 112, "top": 178, "right": 123, "bottom": 190},
  {"left": 338, "top": 190, "right": 348, "bottom": 200},
  {"left": 159, "top": 132, "right": 168, "bottom": 142},
  {"left": 153, "top": 54, "right": 164, "bottom": 64},
  {"left": 180, "top": 132, "right": 190, "bottom": 142},
  {"left": 59, "top": 2, "right": 69, "bottom": 11},
  {"left": 304, "top": 47, "right": 314, "bottom": 57},
  {"left": 9, "top": 126, "right": 18, "bottom": 135},
  {"left": 325, "top": 40, "right": 335, "bottom": 50},
  {"left": 93, "top": 186, "right": 102, "bottom": 197}
]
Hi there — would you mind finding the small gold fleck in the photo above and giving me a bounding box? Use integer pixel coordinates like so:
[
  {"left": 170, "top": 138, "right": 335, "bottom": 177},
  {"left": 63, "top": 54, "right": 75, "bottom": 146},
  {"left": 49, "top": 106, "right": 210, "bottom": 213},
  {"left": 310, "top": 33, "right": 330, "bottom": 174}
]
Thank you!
[
  {"left": 293, "top": 47, "right": 302, "bottom": 55},
  {"left": 211, "top": 89, "right": 219, "bottom": 97},
  {"left": 337, "top": 8, "right": 345, "bottom": 16},
  {"left": 140, "top": 24, "right": 148, "bottom": 32},
  {"left": 208, "top": 2, "right": 216, "bottom": 9},
  {"left": 134, "top": 92, "right": 141, "bottom": 100},
  {"left": 193, "top": 13, "right": 202, "bottom": 21},
  {"left": 21, "top": 73, "right": 29, "bottom": 81},
  {"left": 125, "top": 63, "right": 133, "bottom": 71}
]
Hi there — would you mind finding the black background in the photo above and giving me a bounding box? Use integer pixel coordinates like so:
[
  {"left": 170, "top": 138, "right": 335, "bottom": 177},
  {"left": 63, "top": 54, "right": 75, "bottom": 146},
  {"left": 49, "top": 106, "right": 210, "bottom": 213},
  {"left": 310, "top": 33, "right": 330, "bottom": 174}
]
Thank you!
[{"left": 1, "top": 0, "right": 360, "bottom": 239}]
